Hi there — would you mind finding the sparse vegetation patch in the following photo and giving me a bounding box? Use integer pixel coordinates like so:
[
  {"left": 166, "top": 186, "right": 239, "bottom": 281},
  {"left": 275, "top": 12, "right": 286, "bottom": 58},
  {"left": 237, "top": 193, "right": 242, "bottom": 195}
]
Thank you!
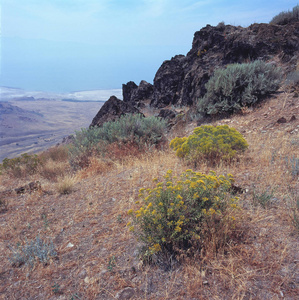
[
  {"left": 68, "top": 114, "right": 167, "bottom": 169},
  {"left": 9, "top": 236, "right": 57, "bottom": 267},
  {"left": 270, "top": 5, "right": 299, "bottom": 25},
  {"left": 1, "top": 153, "right": 41, "bottom": 178}
]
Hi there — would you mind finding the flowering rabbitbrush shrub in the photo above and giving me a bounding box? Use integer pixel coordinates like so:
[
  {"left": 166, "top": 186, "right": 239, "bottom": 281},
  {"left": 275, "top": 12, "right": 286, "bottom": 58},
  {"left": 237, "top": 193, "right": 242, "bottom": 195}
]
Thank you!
[
  {"left": 127, "top": 169, "right": 239, "bottom": 260},
  {"left": 170, "top": 125, "right": 248, "bottom": 165}
]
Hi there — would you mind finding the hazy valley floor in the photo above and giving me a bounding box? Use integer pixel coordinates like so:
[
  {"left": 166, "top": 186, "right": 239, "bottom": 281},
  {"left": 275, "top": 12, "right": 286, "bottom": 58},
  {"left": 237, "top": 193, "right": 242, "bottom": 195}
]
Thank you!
[{"left": 0, "top": 100, "right": 103, "bottom": 161}]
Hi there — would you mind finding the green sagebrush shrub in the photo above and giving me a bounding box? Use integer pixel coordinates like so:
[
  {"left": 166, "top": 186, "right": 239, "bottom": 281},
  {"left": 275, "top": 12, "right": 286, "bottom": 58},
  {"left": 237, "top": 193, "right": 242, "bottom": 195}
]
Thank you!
[
  {"left": 170, "top": 125, "right": 248, "bottom": 166},
  {"left": 1, "top": 153, "right": 41, "bottom": 177},
  {"left": 68, "top": 114, "right": 167, "bottom": 169},
  {"left": 197, "top": 60, "right": 281, "bottom": 116},
  {"left": 270, "top": 5, "right": 299, "bottom": 25},
  {"left": 127, "top": 169, "right": 239, "bottom": 261}
]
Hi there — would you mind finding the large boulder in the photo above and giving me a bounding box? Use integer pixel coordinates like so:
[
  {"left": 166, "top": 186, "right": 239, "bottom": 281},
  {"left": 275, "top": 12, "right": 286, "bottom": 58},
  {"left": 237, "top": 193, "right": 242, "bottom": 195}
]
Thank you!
[{"left": 89, "top": 96, "right": 141, "bottom": 127}]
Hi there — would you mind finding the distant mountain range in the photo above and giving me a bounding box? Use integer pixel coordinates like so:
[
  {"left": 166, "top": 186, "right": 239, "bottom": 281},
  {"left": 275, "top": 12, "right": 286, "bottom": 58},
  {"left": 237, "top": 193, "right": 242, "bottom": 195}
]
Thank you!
[{"left": 0, "top": 87, "right": 122, "bottom": 102}]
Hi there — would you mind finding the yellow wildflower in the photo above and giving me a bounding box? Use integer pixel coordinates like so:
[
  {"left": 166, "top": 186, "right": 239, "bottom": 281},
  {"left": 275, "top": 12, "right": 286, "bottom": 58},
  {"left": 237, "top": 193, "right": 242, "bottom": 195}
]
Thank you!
[
  {"left": 150, "top": 243, "right": 161, "bottom": 253},
  {"left": 176, "top": 220, "right": 183, "bottom": 226},
  {"left": 175, "top": 226, "right": 182, "bottom": 232},
  {"left": 190, "top": 182, "right": 197, "bottom": 189},
  {"left": 209, "top": 208, "right": 216, "bottom": 215}
]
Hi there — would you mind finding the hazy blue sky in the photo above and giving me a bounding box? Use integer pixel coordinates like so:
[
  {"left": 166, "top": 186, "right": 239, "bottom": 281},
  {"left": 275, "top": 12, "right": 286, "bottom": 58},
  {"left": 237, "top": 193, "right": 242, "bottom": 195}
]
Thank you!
[{"left": 1, "top": 0, "right": 297, "bottom": 92}]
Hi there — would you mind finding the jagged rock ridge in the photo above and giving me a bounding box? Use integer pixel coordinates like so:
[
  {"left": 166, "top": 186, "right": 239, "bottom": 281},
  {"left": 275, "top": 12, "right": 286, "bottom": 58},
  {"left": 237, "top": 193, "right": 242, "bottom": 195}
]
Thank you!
[
  {"left": 128, "top": 22, "right": 299, "bottom": 108},
  {"left": 91, "top": 22, "right": 299, "bottom": 127}
]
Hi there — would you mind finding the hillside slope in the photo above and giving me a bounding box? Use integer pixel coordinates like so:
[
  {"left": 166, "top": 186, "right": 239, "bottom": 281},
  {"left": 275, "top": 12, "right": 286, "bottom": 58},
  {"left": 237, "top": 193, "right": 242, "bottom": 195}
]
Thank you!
[{"left": 0, "top": 89, "right": 298, "bottom": 299}]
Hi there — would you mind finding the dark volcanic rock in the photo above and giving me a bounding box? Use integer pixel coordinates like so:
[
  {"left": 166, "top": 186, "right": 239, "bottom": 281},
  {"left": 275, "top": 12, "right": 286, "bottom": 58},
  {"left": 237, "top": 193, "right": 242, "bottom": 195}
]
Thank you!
[
  {"left": 90, "top": 96, "right": 141, "bottom": 127},
  {"left": 93, "top": 22, "right": 299, "bottom": 126},
  {"left": 123, "top": 80, "right": 154, "bottom": 106},
  {"left": 122, "top": 81, "right": 138, "bottom": 103},
  {"left": 133, "top": 80, "right": 154, "bottom": 102},
  {"left": 15, "top": 181, "right": 41, "bottom": 194},
  {"left": 151, "top": 55, "right": 186, "bottom": 108},
  {"left": 277, "top": 117, "right": 287, "bottom": 123},
  {"left": 149, "top": 22, "right": 299, "bottom": 108},
  {"left": 158, "top": 109, "right": 177, "bottom": 121}
]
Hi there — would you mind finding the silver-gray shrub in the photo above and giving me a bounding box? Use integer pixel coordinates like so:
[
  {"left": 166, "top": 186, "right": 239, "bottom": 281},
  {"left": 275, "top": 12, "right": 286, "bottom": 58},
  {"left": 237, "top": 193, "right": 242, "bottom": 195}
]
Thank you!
[
  {"left": 270, "top": 5, "right": 299, "bottom": 25},
  {"left": 97, "top": 113, "right": 167, "bottom": 145},
  {"left": 197, "top": 60, "right": 282, "bottom": 116},
  {"left": 68, "top": 114, "right": 167, "bottom": 168},
  {"left": 9, "top": 236, "right": 57, "bottom": 267}
]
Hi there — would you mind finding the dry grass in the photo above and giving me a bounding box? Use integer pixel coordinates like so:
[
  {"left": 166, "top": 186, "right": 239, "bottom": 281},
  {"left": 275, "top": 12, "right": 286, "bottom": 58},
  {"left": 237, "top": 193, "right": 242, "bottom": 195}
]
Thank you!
[
  {"left": 56, "top": 175, "right": 77, "bottom": 194},
  {"left": 38, "top": 160, "right": 69, "bottom": 182},
  {"left": 0, "top": 92, "right": 298, "bottom": 299}
]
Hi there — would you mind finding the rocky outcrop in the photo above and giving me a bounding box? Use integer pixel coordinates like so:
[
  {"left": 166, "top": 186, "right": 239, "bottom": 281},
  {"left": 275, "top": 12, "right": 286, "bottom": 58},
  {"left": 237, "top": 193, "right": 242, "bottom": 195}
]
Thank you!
[
  {"left": 90, "top": 96, "right": 141, "bottom": 127},
  {"left": 149, "top": 22, "right": 299, "bottom": 108},
  {"left": 122, "top": 81, "right": 138, "bottom": 103},
  {"left": 158, "top": 109, "right": 176, "bottom": 121},
  {"left": 122, "top": 80, "right": 154, "bottom": 107},
  {"left": 93, "top": 22, "right": 299, "bottom": 128}
]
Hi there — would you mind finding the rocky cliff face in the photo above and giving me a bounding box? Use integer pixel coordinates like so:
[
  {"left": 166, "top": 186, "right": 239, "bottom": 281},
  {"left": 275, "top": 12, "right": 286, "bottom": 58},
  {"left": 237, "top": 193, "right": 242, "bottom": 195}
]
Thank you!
[
  {"left": 125, "top": 22, "right": 299, "bottom": 108},
  {"left": 91, "top": 22, "right": 299, "bottom": 128}
]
